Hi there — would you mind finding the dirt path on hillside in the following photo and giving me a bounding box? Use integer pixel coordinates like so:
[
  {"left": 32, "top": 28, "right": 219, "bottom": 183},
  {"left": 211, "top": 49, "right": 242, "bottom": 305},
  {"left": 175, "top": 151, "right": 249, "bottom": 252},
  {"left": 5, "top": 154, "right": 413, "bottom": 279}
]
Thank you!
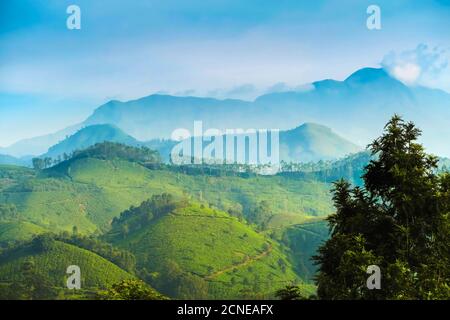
[
  {"left": 204, "top": 244, "right": 273, "bottom": 280},
  {"left": 166, "top": 212, "right": 275, "bottom": 280},
  {"left": 170, "top": 213, "right": 234, "bottom": 220}
]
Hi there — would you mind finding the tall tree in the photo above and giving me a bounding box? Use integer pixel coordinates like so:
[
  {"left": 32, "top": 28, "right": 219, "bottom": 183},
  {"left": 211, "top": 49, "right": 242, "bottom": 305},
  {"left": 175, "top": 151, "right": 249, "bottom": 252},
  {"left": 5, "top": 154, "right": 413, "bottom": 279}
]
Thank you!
[
  {"left": 314, "top": 115, "right": 450, "bottom": 299},
  {"left": 98, "top": 279, "right": 166, "bottom": 300}
]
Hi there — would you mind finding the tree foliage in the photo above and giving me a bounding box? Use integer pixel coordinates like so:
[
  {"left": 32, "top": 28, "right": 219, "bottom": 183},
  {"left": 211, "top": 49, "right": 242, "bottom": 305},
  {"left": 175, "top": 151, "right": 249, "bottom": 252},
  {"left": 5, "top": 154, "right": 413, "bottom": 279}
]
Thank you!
[
  {"left": 112, "top": 193, "right": 187, "bottom": 236},
  {"left": 98, "top": 279, "right": 166, "bottom": 300},
  {"left": 314, "top": 115, "right": 450, "bottom": 299},
  {"left": 275, "top": 284, "right": 308, "bottom": 300}
]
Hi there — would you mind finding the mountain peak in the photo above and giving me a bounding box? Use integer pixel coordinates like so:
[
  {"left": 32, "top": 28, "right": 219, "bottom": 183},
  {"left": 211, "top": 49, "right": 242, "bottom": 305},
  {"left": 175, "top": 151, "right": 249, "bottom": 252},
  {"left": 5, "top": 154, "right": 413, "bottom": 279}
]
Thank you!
[
  {"left": 280, "top": 122, "right": 361, "bottom": 163},
  {"left": 344, "top": 67, "right": 390, "bottom": 83},
  {"left": 288, "top": 122, "right": 335, "bottom": 136},
  {"left": 44, "top": 124, "right": 139, "bottom": 158},
  {"left": 298, "top": 122, "right": 332, "bottom": 130}
]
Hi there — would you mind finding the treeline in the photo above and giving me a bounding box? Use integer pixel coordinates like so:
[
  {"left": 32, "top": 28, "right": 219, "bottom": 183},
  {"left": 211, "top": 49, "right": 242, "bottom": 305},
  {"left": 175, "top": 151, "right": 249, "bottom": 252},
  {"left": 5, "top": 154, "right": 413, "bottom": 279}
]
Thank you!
[
  {"left": 53, "top": 233, "right": 136, "bottom": 273},
  {"left": 0, "top": 233, "right": 136, "bottom": 274},
  {"left": 0, "top": 255, "right": 57, "bottom": 299},
  {"left": 71, "top": 142, "right": 161, "bottom": 164},
  {"left": 140, "top": 260, "right": 209, "bottom": 299},
  {"left": 32, "top": 142, "right": 162, "bottom": 170},
  {"left": 279, "top": 152, "right": 372, "bottom": 185},
  {"left": 111, "top": 193, "right": 188, "bottom": 238},
  {"left": 165, "top": 163, "right": 259, "bottom": 178}
]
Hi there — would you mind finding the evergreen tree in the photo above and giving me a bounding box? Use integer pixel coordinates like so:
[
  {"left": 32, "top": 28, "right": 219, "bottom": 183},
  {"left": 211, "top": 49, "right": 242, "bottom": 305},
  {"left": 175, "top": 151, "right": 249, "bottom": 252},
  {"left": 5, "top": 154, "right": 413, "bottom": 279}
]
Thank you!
[
  {"left": 98, "top": 279, "right": 166, "bottom": 300},
  {"left": 314, "top": 115, "right": 450, "bottom": 299},
  {"left": 275, "top": 284, "right": 307, "bottom": 300}
]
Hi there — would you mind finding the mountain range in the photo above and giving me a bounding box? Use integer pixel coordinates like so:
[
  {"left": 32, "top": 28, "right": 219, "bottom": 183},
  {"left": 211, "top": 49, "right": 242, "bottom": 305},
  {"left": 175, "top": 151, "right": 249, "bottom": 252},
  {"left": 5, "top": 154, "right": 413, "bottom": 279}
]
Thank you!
[
  {"left": 2, "top": 67, "right": 450, "bottom": 159},
  {"left": 44, "top": 124, "right": 141, "bottom": 159},
  {"left": 36, "top": 122, "right": 361, "bottom": 165}
]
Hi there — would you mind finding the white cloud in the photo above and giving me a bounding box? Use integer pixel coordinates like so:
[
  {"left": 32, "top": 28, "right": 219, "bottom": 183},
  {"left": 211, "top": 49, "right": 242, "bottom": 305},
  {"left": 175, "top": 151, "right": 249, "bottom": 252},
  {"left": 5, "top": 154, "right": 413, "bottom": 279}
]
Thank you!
[
  {"left": 264, "top": 82, "right": 314, "bottom": 95},
  {"left": 382, "top": 44, "right": 449, "bottom": 90},
  {"left": 392, "top": 63, "right": 421, "bottom": 84}
]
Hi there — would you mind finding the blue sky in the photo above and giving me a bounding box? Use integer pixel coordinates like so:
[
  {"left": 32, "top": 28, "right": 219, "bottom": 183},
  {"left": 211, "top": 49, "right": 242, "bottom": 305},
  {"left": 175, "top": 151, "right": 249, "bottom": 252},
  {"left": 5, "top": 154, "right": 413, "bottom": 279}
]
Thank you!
[{"left": 1, "top": 0, "right": 449, "bottom": 146}]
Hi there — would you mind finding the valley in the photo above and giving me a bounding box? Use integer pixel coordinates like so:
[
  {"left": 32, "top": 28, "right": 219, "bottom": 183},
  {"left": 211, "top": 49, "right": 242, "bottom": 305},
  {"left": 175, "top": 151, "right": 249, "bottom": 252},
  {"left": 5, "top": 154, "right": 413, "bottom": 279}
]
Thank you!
[{"left": 0, "top": 145, "right": 335, "bottom": 299}]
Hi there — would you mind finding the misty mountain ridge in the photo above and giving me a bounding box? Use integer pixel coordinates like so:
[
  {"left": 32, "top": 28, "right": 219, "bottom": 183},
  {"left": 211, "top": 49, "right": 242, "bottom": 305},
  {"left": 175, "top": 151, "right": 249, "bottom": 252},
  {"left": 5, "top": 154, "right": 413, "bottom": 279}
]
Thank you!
[
  {"left": 279, "top": 123, "right": 361, "bottom": 163},
  {"left": 35, "top": 122, "right": 360, "bottom": 165},
  {"left": 2, "top": 67, "right": 450, "bottom": 158},
  {"left": 43, "top": 124, "right": 142, "bottom": 159}
]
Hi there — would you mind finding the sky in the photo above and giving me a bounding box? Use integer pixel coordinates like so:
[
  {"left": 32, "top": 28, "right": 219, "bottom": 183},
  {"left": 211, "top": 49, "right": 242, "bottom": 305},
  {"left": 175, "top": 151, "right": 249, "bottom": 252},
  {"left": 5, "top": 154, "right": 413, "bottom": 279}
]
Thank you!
[{"left": 0, "top": 0, "right": 449, "bottom": 147}]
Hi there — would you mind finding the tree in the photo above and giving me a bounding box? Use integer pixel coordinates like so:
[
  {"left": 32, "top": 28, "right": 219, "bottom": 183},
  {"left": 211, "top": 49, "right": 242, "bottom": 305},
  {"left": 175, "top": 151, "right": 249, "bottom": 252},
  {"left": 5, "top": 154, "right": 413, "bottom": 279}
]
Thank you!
[
  {"left": 43, "top": 157, "right": 52, "bottom": 169},
  {"left": 275, "top": 284, "right": 307, "bottom": 300},
  {"left": 18, "top": 258, "right": 55, "bottom": 299},
  {"left": 32, "top": 234, "right": 55, "bottom": 252},
  {"left": 32, "top": 158, "right": 45, "bottom": 170},
  {"left": 98, "top": 279, "right": 166, "bottom": 300},
  {"left": 314, "top": 115, "right": 450, "bottom": 299}
]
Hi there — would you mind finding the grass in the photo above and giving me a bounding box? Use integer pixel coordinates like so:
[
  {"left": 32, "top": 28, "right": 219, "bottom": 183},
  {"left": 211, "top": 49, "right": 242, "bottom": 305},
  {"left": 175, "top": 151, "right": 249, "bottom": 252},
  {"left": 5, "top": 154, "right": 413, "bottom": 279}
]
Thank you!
[
  {"left": 0, "top": 158, "right": 336, "bottom": 298},
  {"left": 0, "top": 158, "right": 333, "bottom": 236},
  {"left": 0, "top": 221, "right": 47, "bottom": 243},
  {"left": 0, "top": 240, "right": 134, "bottom": 290},
  {"left": 107, "top": 202, "right": 305, "bottom": 299}
]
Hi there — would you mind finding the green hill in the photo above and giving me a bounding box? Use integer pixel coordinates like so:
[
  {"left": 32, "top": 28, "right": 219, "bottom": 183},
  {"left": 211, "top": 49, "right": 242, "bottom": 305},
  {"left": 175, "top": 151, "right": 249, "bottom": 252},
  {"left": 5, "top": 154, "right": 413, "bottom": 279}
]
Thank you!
[
  {"left": 105, "top": 196, "right": 314, "bottom": 299},
  {"left": 278, "top": 220, "right": 330, "bottom": 282},
  {"left": 0, "top": 149, "right": 339, "bottom": 298},
  {"left": 0, "top": 238, "right": 135, "bottom": 299},
  {"left": 0, "top": 221, "right": 47, "bottom": 243},
  {"left": 0, "top": 156, "right": 333, "bottom": 237}
]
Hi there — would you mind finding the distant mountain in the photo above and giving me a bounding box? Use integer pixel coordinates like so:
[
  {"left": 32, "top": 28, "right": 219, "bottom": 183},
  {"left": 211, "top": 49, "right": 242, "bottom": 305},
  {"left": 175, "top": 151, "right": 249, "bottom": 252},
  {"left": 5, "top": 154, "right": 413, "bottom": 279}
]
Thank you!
[
  {"left": 43, "top": 124, "right": 141, "bottom": 158},
  {"left": 0, "top": 154, "right": 30, "bottom": 166},
  {"left": 255, "top": 68, "right": 450, "bottom": 156},
  {"left": 0, "top": 124, "right": 82, "bottom": 157},
  {"left": 81, "top": 68, "right": 450, "bottom": 156},
  {"left": 43, "top": 121, "right": 359, "bottom": 164},
  {"left": 143, "top": 139, "right": 177, "bottom": 162},
  {"left": 83, "top": 96, "right": 253, "bottom": 141},
  {"left": 279, "top": 123, "right": 361, "bottom": 162},
  {"left": 5, "top": 67, "right": 450, "bottom": 158},
  {"left": 185, "top": 122, "right": 361, "bottom": 164}
]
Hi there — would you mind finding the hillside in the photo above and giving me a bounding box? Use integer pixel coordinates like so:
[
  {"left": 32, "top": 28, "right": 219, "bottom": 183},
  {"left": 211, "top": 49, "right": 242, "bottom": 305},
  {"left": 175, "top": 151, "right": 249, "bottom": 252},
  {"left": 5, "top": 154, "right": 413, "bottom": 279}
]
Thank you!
[
  {"left": 0, "top": 155, "right": 333, "bottom": 238},
  {"left": 279, "top": 151, "right": 372, "bottom": 186},
  {"left": 0, "top": 150, "right": 337, "bottom": 299},
  {"left": 0, "top": 238, "right": 135, "bottom": 299},
  {"left": 4, "top": 145, "right": 414, "bottom": 299},
  {"left": 277, "top": 220, "right": 330, "bottom": 282},
  {"left": 105, "top": 197, "right": 313, "bottom": 299},
  {"left": 38, "top": 121, "right": 360, "bottom": 164},
  {"left": 167, "top": 122, "right": 361, "bottom": 165},
  {"left": 44, "top": 124, "right": 141, "bottom": 158},
  {"left": 0, "top": 221, "right": 47, "bottom": 243},
  {"left": 280, "top": 123, "right": 361, "bottom": 162}
]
